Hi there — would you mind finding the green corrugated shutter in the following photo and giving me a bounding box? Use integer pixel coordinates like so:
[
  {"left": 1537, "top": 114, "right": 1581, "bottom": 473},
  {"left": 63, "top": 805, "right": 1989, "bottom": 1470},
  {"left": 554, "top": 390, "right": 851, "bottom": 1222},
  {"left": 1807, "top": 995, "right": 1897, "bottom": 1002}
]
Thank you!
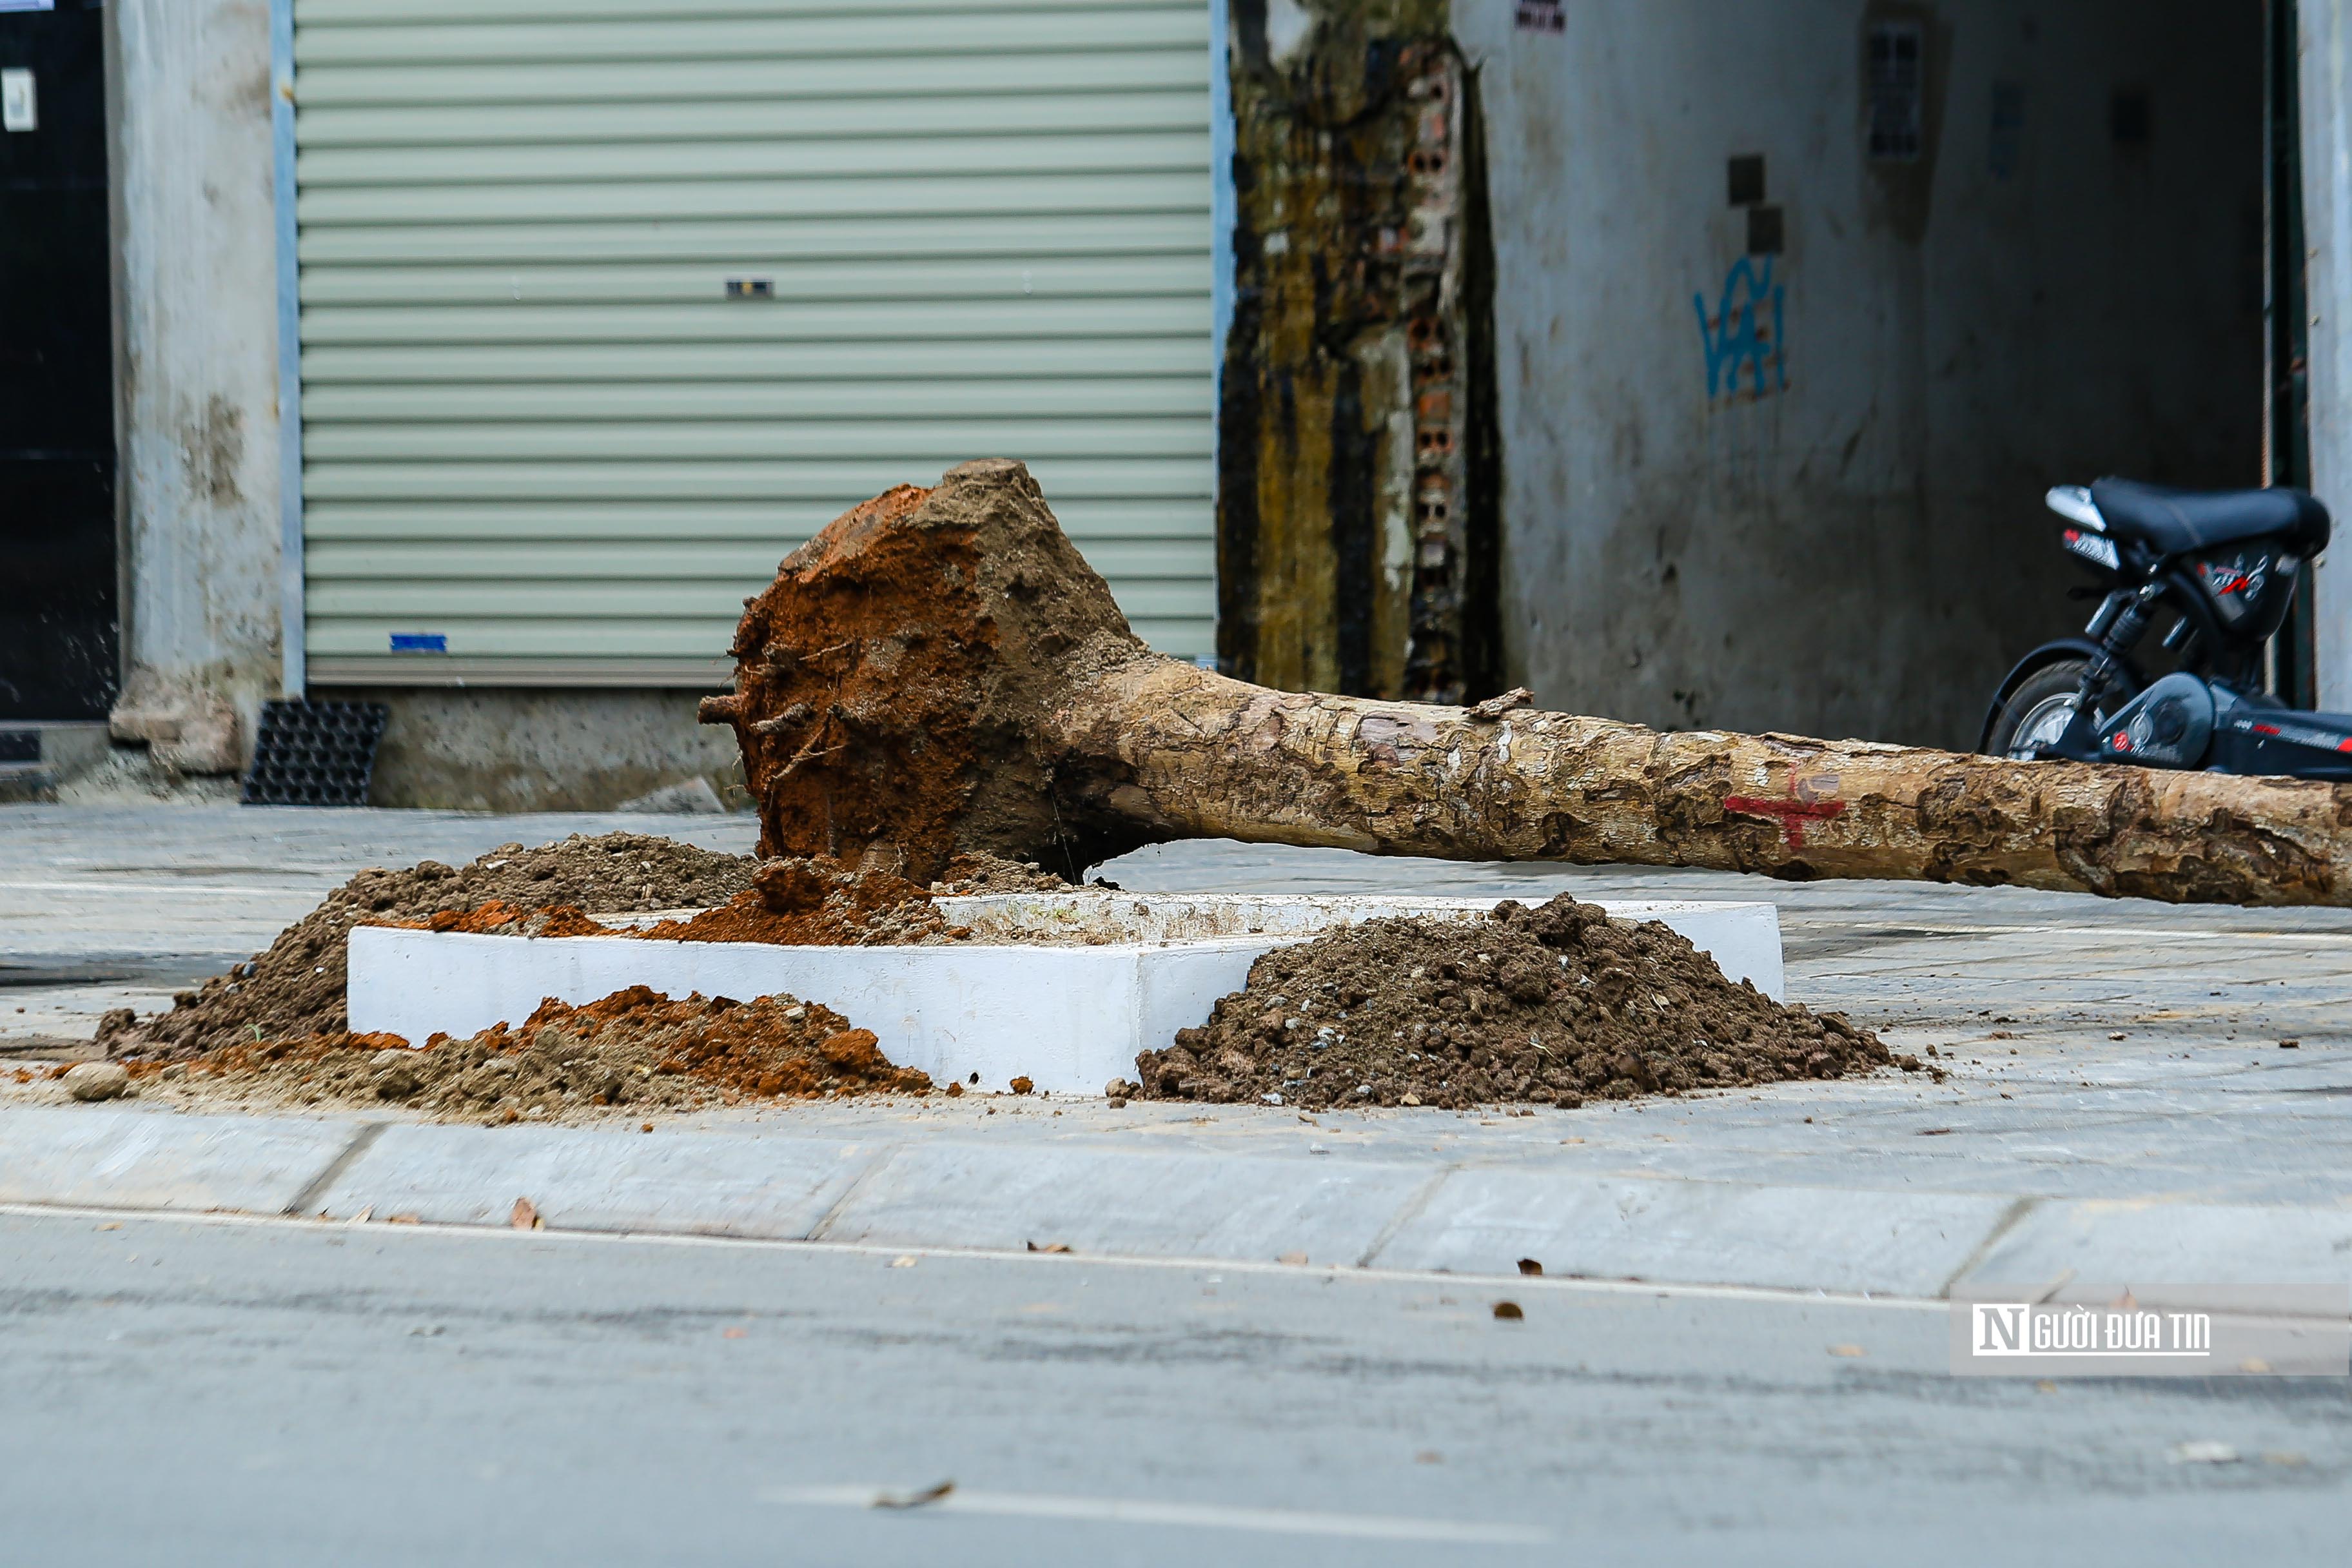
[{"left": 292, "top": 0, "right": 1214, "bottom": 687}]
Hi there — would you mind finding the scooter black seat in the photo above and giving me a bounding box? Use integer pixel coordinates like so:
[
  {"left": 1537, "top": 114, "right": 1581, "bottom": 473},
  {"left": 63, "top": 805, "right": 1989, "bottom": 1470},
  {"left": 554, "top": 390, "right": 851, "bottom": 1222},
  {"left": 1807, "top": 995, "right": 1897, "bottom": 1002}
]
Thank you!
[{"left": 2090, "top": 477, "right": 2331, "bottom": 558}]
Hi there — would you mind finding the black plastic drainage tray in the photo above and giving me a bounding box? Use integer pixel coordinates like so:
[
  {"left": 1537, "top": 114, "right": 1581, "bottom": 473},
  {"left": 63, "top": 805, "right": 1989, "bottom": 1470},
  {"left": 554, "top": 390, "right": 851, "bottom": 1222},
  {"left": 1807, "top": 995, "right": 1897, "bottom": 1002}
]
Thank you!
[{"left": 241, "top": 700, "right": 390, "bottom": 807}]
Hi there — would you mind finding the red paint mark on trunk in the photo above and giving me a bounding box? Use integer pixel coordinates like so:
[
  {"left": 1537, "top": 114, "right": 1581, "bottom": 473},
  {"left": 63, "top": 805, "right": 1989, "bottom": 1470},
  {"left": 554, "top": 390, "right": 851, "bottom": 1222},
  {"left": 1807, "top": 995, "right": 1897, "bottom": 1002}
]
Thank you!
[{"left": 1723, "top": 794, "right": 1848, "bottom": 848}]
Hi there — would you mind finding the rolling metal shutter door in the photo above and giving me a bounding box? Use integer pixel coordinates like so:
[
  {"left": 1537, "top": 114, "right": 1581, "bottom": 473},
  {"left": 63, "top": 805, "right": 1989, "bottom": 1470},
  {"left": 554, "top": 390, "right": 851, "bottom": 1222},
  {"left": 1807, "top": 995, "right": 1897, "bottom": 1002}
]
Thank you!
[{"left": 291, "top": 0, "right": 1214, "bottom": 687}]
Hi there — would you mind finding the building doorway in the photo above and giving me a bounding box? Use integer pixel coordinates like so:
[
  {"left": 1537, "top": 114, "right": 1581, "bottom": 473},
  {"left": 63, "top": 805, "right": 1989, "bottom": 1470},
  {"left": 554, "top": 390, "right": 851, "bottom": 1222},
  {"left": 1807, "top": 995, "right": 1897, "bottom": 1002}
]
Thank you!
[{"left": 0, "top": 0, "right": 115, "bottom": 721}]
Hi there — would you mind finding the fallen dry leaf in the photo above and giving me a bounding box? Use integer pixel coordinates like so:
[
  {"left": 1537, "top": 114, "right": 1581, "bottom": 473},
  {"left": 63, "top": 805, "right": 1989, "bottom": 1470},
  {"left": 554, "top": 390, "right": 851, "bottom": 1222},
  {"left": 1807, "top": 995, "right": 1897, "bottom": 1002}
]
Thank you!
[
  {"left": 1516, "top": 1258, "right": 1544, "bottom": 1276},
  {"left": 1277, "top": 1250, "right": 1309, "bottom": 1266},
  {"left": 1828, "top": 1344, "right": 1867, "bottom": 1357},
  {"left": 1493, "top": 1301, "right": 1525, "bottom": 1321},
  {"left": 1024, "top": 1240, "right": 1071, "bottom": 1254},
  {"left": 510, "top": 1197, "right": 542, "bottom": 1230},
  {"left": 872, "top": 1480, "right": 954, "bottom": 1511}
]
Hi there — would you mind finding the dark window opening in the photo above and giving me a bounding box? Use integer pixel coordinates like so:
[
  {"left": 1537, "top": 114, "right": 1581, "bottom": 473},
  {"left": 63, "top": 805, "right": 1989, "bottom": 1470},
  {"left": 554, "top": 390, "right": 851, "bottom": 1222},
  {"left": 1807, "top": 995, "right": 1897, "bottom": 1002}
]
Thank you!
[
  {"left": 2112, "top": 87, "right": 2152, "bottom": 146},
  {"left": 1727, "top": 153, "right": 1767, "bottom": 206},
  {"left": 1868, "top": 21, "right": 1925, "bottom": 162}
]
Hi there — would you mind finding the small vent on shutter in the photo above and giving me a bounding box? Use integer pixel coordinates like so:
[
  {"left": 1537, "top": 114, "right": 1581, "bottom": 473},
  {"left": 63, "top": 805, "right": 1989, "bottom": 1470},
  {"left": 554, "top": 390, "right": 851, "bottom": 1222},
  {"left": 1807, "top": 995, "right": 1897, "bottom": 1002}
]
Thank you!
[{"left": 1867, "top": 22, "right": 1925, "bottom": 163}]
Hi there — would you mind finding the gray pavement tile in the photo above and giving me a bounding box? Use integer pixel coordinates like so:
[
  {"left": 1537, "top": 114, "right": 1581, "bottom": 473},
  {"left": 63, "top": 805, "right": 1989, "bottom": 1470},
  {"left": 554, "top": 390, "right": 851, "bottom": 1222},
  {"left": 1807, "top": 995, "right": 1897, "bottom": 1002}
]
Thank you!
[
  {"left": 1957, "top": 1197, "right": 2352, "bottom": 1304},
  {"left": 0, "top": 1104, "right": 356, "bottom": 1213},
  {"left": 315, "top": 1122, "right": 883, "bottom": 1239},
  {"left": 1367, "top": 1168, "right": 2015, "bottom": 1296},
  {"left": 815, "top": 1140, "right": 1435, "bottom": 1266}
]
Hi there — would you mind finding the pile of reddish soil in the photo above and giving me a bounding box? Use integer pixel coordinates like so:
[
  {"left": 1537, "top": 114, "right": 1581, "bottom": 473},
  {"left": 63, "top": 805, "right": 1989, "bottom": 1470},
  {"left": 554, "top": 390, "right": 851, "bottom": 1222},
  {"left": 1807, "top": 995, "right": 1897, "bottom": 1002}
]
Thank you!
[
  {"left": 132, "top": 986, "right": 932, "bottom": 1123},
  {"left": 99, "top": 834, "right": 755, "bottom": 1060},
  {"left": 400, "top": 901, "right": 617, "bottom": 937},
  {"left": 1133, "top": 895, "right": 1899, "bottom": 1112}
]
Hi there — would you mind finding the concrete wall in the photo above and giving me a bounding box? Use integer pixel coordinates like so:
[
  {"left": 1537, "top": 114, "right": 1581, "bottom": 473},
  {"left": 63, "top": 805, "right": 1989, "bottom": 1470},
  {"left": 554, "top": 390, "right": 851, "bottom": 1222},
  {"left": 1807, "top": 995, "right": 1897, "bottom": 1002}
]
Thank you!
[
  {"left": 108, "top": 0, "right": 286, "bottom": 764},
  {"left": 318, "top": 687, "right": 747, "bottom": 814},
  {"left": 2301, "top": 0, "right": 2352, "bottom": 708},
  {"left": 1454, "top": 0, "right": 2264, "bottom": 749}
]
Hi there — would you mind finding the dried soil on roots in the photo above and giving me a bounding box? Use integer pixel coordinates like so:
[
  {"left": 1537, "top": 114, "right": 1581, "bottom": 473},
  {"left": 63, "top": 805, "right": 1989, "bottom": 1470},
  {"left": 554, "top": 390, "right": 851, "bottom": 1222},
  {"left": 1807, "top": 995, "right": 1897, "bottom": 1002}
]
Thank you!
[
  {"left": 132, "top": 988, "right": 930, "bottom": 1124},
  {"left": 701, "top": 463, "right": 1159, "bottom": 879},
  {"left": 1133, "top": 895, "right": 1895, "bottom": 1112},
  {"left": 99, "top": 834, "right": 756, "bottom": 1061}
]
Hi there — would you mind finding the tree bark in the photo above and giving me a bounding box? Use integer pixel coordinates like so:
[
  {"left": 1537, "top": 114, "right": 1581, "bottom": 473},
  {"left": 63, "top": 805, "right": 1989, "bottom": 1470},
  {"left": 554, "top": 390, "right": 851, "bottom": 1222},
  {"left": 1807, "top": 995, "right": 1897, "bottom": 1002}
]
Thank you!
[{"left": 703, "top": 460, "right": 2352, "bottom": 906}]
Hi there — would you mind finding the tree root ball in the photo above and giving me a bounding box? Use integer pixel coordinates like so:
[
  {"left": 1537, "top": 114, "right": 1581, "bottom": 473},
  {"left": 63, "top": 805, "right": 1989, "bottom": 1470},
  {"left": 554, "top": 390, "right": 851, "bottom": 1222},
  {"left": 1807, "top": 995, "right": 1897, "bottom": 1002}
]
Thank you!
[{"left": 700, "top": 460, "right": 1152, "bottom": 883}]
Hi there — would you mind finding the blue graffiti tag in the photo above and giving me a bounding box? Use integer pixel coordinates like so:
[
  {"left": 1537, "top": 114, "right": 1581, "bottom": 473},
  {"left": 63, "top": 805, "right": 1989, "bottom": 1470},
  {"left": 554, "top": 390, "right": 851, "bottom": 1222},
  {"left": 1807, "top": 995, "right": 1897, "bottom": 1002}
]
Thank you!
[{"left": 1694, "top": 257, "right": 1787, "bottom": 398}]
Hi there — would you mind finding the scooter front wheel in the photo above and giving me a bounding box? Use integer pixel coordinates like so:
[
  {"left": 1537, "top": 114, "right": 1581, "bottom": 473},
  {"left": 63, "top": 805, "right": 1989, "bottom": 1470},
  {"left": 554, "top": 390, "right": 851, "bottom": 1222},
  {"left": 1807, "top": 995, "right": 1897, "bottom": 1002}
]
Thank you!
[{"left": 1984, "top": 658, "right": 2095, "bottom": 760}]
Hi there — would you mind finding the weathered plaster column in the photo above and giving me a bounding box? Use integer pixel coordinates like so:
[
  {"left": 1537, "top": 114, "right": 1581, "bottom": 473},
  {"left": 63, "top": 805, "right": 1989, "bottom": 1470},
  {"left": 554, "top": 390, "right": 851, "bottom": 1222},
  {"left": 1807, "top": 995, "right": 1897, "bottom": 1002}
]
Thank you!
[
  {"left": 108, "top": 0, "right": 284, "bottom": 771},
  {"left": 2302, "top": 0, "right": 2352, "bottom": 707},
  {"left": 1217, "top": 0, "right": 1500, "bottom": 705}
]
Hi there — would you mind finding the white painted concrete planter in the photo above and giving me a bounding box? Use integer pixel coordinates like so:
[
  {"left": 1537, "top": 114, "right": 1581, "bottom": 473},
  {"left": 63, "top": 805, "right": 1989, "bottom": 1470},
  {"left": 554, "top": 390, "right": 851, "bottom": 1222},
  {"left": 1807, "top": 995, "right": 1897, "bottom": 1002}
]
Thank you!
[{"left": 348, "top": 895, "right": 1781, "bottom": 1097}]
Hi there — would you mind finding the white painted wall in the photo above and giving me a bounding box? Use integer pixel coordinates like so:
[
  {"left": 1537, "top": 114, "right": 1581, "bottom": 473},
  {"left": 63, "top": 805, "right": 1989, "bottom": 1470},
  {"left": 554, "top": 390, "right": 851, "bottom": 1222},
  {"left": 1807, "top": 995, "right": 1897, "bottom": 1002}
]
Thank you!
[
  {"left": 1454, "top": 0, "right": 2262, "bottom": 749},
  {"left": 110, "top": 0, "right": 286, "bottom": 749}
]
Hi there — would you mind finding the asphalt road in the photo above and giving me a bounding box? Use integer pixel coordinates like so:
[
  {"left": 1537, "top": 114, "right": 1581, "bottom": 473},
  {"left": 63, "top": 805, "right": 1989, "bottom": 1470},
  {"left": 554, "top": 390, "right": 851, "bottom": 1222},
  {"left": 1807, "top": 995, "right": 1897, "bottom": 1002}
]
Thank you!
[{"left": 3, "top": 1209, "right": 2344, "bottom": 1566}]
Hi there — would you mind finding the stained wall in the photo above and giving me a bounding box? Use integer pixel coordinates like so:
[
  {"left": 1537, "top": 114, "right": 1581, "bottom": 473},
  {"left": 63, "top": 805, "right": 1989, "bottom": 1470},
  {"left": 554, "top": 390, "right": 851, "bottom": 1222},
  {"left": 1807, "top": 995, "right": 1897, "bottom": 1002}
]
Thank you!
[{"left": 1451, "top": 0, "right": 2261, "bottom": 747}]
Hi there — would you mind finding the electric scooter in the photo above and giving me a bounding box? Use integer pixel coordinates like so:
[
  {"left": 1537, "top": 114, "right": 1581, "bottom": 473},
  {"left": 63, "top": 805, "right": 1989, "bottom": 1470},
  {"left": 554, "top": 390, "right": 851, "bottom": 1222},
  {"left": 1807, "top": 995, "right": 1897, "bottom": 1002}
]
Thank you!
[{"left": 1981, "top": 478, "right": 2352, "bottom": 776}]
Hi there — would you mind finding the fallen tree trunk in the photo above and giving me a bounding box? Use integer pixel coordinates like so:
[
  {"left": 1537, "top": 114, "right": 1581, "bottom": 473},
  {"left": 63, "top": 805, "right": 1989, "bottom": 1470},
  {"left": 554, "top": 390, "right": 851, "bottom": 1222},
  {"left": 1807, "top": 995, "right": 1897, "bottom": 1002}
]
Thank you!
[{"left": 701, "top": 460, "right": 2352, "bottom": 906}]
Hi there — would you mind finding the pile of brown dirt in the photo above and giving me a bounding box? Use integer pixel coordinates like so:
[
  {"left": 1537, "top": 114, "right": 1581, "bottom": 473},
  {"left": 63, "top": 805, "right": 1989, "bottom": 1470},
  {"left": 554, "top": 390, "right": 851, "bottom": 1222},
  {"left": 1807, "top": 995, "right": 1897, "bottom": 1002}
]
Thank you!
[
  {"left": 380, "top": 858, "right": 965, "bottom": 948},
  {"left": 634, "top": 856, "right": 959, "bottom": 944},
  {"left": 133, "top": 986, "right": 931, "bottom": 1122},
  {"left": 101, "top": 834, "right": 755, "bottom": 1060},
  {"left": 930, "top": 852, "right": 1075, "bottom": 894},
  {"left": 1133, "top": 895, "right": 1897, "bottom": 1112}
]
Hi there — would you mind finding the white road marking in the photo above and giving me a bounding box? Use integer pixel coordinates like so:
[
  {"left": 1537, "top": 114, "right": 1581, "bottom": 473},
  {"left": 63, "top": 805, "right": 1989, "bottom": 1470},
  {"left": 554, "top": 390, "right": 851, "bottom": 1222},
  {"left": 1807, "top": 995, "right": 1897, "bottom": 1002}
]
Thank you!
[
  {"left": 760, "top": 1484, "right": 1553, "bottom": 1545},
  {"left": 0, "top": 1200, "right": 1951, "bottom": 1310}
]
